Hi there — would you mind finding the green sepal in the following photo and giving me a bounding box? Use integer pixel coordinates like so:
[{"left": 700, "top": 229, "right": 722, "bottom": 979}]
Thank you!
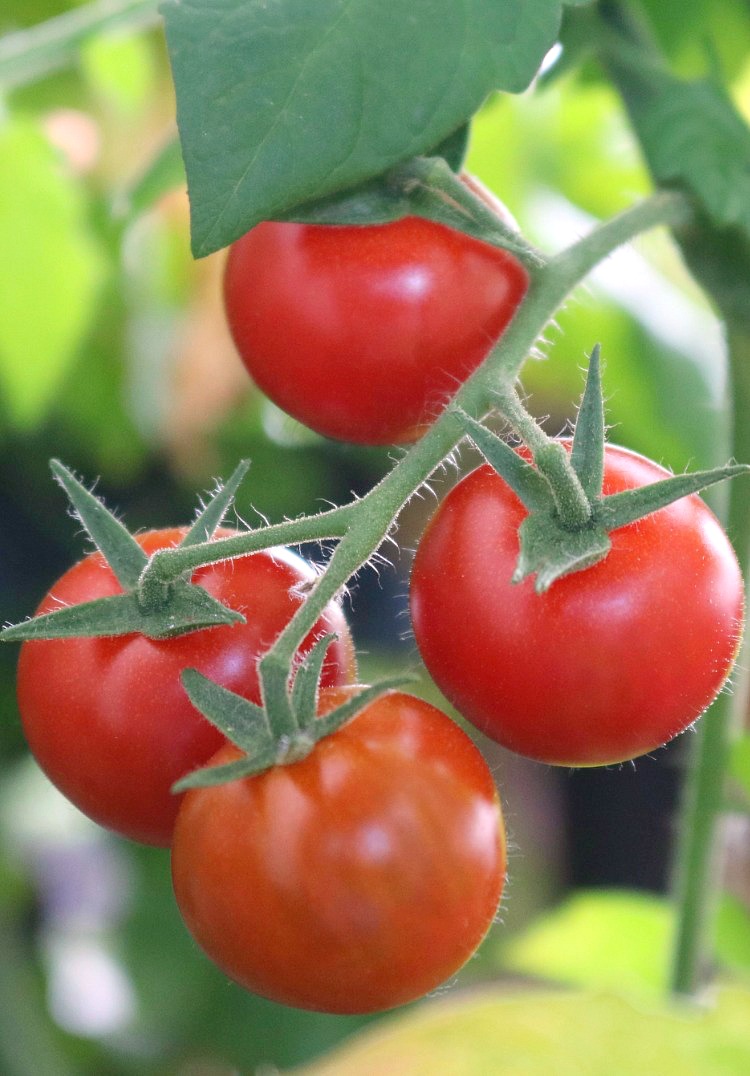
[
  {"left": 172, "top": 746, "right": 279, "bottom": 792},
  {"left": 454, "top": 410, "right": 553, "bottom": 512},
  {"left": 172, "top": 673, "right": 414, "bottom": 792},
  {"left": 180, "top": 668, "right": 271, "bottom": 754},
  {"left": 513, "top": 511, "right": 612, "bottom": 593},
  {"left": 310, "top": 678, "right": 414, "bottom": 742},
  {"left": 2, "top": 459, "right": 253, "bottom": 644},
  {"left": 570, "top": 344, "right": 605, "bottom": 501},
  {"left": 462, "top": 345, "right": 750, "bottom": 589},
  {"left": 277, "top": 157, "right": 543, "bottom": 269},
  {"left": 0, "top": 579, "right": 245, "bottom": 643},
  {"left": 291, "top": 633, "right": 338, "bottom": 724},
  {"left": 180, "top": 459, "right": 251, "bottom": 547},
  {"left": 596, "top": 463, "right": 750, "bottom": 532},
  {"left": 50, "top": 459, "right": 148, "bottom": 589}
]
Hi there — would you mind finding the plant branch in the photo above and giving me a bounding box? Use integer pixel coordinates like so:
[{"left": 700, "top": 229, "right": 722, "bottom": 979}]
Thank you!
[
  {"left": 670, "top": 327, "right": 750, "bottom": 996},
  {"left": 134, "top": 191, "right": 698, "bottom": 694}
]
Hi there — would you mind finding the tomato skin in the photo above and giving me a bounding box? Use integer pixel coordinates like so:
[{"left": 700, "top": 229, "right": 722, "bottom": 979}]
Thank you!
[
  {"left": 224, "top": 215, "right": 529, "bottom": 445},
  {"left": 171, "top": 690, "right": 505, "bottom": 1014},
  {"left": 16, "top": 530, "right": 355, "bottom": 846},
  {"left": 410, "top": 444, "right": 745, "bottom": 766}
]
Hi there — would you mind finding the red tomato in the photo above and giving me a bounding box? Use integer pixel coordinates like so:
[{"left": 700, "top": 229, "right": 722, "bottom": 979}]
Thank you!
[
  {"left": 410, "top": 444, "right": 745, "bottom": 766},
  {"left": 224, "top": 215, "right": 529, "bottom": 444},
  {"left": 171, "top": 689, "right": 505, "bottom": 1013},
  {"left": 16, "top": 530, "right": 355, "bottom": 846}
]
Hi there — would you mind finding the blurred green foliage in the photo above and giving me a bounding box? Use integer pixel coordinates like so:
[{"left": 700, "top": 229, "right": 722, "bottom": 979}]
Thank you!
[{"left": 1, "top": 1, "right": 749, "bottom": 1073}]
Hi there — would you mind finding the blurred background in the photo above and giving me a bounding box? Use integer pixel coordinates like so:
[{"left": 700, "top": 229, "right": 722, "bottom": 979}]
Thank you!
[{"left": 1, "top": 2, "right": 750, "bottom": 1072}]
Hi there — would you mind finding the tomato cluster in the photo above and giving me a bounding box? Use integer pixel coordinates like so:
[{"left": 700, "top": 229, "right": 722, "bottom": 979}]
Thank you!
[
  {"left": 16, "top": 536, "right": 507, "bottom": 1012},
  {"left": 11, "top": 188, "right": 747, "bottom": 1018}
]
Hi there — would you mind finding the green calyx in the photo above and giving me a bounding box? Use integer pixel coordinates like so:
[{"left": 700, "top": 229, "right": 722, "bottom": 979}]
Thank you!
[
  {"left": 173, "top": 642, "right": 411, "bottom": 792},
  {"left": 0, "top": 459, "right": 251, "bottom": 644},
  {"left": 277, "top": 154, "right": 544, "bottom": 271},
  {"left": 457, "top": 345, "right": 750, "bottom": 592}
]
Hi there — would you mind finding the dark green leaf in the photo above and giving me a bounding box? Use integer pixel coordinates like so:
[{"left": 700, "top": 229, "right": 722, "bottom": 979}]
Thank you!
[
  {"left": 639, "top": 78, "right": 750, "bottom": 234},
  {"left": 430, "top": 123, "right": 471, "bottom": 173},
  {"left": 599, "top": 12, "right": 750, "bottom": 237},
  {"left": 162, "top": 0, "right": 566, "bottom": 256},
  {"left": 50, "top": 459, "right": 147, "bottom": 589}
]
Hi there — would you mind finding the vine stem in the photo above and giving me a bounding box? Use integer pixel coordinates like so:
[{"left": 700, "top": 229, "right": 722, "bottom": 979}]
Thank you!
[
  {"left": 0, "top": 0, "right": 159, "bottom": 90},
  {"left": 139, "top": 189, "right": 694, "bottom": 680},
  {"left": 670, "top": 328, "right": 750, "bottom": 995}
]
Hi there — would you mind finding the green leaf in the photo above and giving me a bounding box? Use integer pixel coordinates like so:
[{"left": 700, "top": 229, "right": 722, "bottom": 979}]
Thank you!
[
  {"left": 638, "top": 78, "right": 750, "bottom": 234},
  {"left": 0, "top": 118, "right": 104, "bottom": 427},
  {"left": 717, "top": 895, "right": 750, "bottom": 978},
  {"left": 729, "top": 736, "right": 750, "bottom": 800},
  {"left": 297, "top": 985, "right": 750, "bottom": 1075},
  {"left": 599, "top": 16, "right": 750, "bottom": 238},
  {"left": 500, "top": 890, "right": 673, "bottom": 995},
  {"left": 81, "top": 28, "right": 156, "bottom": 114},
  {"left": 50, "top": 459, "right": 148, "bottom": 589},
  {"left": 430, "top": 123, "right": 471, "bottom": 173},
  {"left": 162, "top": 0, "right": 567, "bottom": 256}
]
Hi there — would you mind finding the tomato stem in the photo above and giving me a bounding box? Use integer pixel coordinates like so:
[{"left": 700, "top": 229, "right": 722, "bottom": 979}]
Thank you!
[
  {"left": 670, "top": 326, "right": 750, "bottom": 996},
  {"left": 498, "top": 390, "right": 593, "bottom": 529},
  {"left": 131, "top": 190, "right": 697, "bottom": 706}
]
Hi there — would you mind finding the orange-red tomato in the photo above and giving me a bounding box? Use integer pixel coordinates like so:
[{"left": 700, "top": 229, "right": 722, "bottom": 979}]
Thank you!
[
  {"left": 171, "top": 690, "right": 505, "bottom": 1013},
  {"left": 17, "top": 530, "right": 355, "bottom": 846},
  {"left": 410, "top": 444, "right": 745, "bottom": 766}
]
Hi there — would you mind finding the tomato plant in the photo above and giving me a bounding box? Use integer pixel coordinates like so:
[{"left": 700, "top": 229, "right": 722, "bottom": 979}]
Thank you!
[
  {"left": 171, "top": 689, "right": 506, "bottom": 1014},
  {"left": 410, "top": 443, "right": 745, "bottom": 767},
  {"left": 16, "top": 529, "right": 355, "bottom": 846},
  {"left": 223, "top": 213, "right": 529, "bottom": 444}
]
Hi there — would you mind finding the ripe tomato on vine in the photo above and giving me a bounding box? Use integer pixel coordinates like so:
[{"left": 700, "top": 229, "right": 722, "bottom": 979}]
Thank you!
[
  {"left": 17, "top": 530, "right": 355, "bottom": 846},
  {"left": 171, "top": 688, "right": 506, "bottom": 1013},
  {"left": 410, "top": 443, "right": 745, "bottom": 766},
  {"left": 224, "top": 212, "right": 529, "bottom": 444}
]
